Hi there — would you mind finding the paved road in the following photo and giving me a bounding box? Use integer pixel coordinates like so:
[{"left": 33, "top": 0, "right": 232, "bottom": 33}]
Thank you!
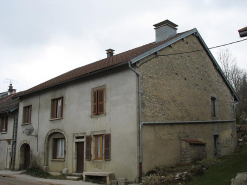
[{"left": 0, "top": 176, "right": 46, "bottom": 185}]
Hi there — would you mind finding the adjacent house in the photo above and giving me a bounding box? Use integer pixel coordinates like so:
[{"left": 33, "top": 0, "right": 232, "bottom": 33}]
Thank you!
[
  {"left": 238, "top": 27, "right": 247, "bottom": 37},
  {"left": 12, "top": 20, "right": 238, "bottom": 183},
  {"left": 0, "top": 84, "right": 18, "bottom": 170}
]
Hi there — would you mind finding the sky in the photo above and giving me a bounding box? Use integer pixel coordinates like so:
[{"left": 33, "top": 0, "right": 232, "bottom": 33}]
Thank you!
[{"left": 0, "top": 0, "right": 246, "bottom": 93}]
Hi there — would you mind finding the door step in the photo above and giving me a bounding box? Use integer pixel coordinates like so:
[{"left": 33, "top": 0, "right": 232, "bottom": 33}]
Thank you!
[
  {"left": 66, "top": 176, "right": 81, "bottom": 180},
  {"left": 71, "top": 173, "right": 83, "bottom": 176}
]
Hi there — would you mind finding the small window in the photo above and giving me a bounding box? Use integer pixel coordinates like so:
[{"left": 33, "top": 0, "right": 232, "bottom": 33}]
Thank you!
[
  {"left": 51, "top": 97, "right": 63, "bottom": 119},
  {"left": 93, "top": 89, "right": 105, "bottom": 115},
  {"left": 53, "top": 138, "right": 65, "bottom": 159},
  {"left": 0, "top": 117, "right": 8, "bottom": 133},
  {"left": 211, "top": 97, "right": 216, "bottom": 117},
  {"left": 213, "top": 135, "right": 219, "bottom": 156},
  {"left": 23, "top": 106, "right": 32, "bottom": 124},
  {"left": 95, "top": 135, "right": 104, "bottom": 160}
]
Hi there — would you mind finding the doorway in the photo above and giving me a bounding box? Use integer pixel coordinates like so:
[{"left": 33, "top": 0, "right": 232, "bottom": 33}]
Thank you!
[
  {"left": 76, "top": 142, "right": 84, "bottom": 173},
  {"left": 24, "top": 144, "right": 30, "bottom": 169}
]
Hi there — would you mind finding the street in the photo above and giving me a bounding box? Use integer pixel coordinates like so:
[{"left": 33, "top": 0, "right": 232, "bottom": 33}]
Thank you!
[{"left": 0, "top": 176, "right": 46, "bottom": 185}]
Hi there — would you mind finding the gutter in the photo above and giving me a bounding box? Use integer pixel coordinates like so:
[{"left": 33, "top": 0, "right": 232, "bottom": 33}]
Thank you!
[
  {"left": 128, "top": 62, "right": 143, "bottom": 181},
  {"left": 142, "top": 119, "right": 235, "bottom": 125}
]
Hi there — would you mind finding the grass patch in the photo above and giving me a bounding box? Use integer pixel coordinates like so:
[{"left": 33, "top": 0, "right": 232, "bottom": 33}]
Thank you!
[
  {"left": 187, "top": 146, "right": 247, "bottom": 185},
  {"left": 25, "top": 168, "right": 67, "bottom": 180}
]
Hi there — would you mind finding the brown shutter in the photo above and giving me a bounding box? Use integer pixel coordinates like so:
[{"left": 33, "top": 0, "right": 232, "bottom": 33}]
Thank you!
[
  {"left": 0, "top": 118, "right": 2, "bottom": 132},
  {"left": 24, "top": 107, "right": 28, "bottom": 123},
  {"left": 53, "top": 99, "right": 57, "bottom": 118},
  {"left": 53, "top": 139, "right": 57, "bottom": 159},
  {"left": 5, "top": 117, "right": 8, "bottom": 132},
  {"left": 98, "top": 89, "right": 104, "bottom": 114},
  {"left": 93, "top": 90, "right": 98, "bottom": 115},
  {"left": 86, "top": 135, "right": 91, "bottom": 161},
  {"left": 104, "top": 134, "right": 111, "bottom": 161}
]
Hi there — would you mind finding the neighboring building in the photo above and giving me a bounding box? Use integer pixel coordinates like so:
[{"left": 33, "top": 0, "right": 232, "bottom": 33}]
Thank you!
[
  {"left": 12, "top": 20, "right": 238, "bottom": 182},
  {"left": 238, "top": 27, "right": 247, "bottom": 38},
  {"left": 0, "top": 84, "right": 19, "bottom": 170}
]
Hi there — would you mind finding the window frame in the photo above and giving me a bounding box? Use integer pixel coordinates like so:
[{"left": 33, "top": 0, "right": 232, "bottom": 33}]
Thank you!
[
  {"left": 51, "top": 97, "right": 63, "bottom": 119},
  {"left": 0, "top": 116, "right": 8, "bottom": 133},
  {"left": 53, "top": 138, "right": 65, "bottom": 159},
  {"left": 23, "top": 105, "right": 32, "bottom": 124},
  {"left": 92, "top": 86, "right": 106, "bottom": 116}
]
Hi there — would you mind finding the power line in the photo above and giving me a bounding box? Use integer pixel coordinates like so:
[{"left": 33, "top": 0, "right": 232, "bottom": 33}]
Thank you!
[{"left": 158, "top": 38, "right": 247, "bottom": 57}]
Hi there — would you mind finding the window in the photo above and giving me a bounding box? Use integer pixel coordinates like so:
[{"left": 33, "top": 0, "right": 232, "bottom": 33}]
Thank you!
[
  {"left": 0, "top": 117, "right": 8, "bottom": 133},
  {"left": 95, "top": 135, "right": 104, "bottom": 160},
  {"left": 93, "top": 89, "right": 105, "bottom": 115},
  {"left": 51, "top": 97, "right": 63, "bottom": 119},
  {"left": 86, "top": 134, "right": 111, "bottom": 161},
  {"left": 211, "top": 97, "right": 216, "bottom": 117},
  {"left": 23, "top": 106, "right": 32, "bottom": 124},
  {"left": 53, "top": 138, "right": 65, "bottom": 159},
  {"left": 213, "top": 135, "right": 219, "bottom": 156}
]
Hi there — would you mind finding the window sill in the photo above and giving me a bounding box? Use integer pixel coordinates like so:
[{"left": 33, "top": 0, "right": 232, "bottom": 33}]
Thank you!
[
  {"left": 1, "top": 132, "right": 7, "bottom": 134},
  {"left": 91, "top": 113, "right": 106, "bottom": 118},
  {"left": 50, "top": 117, "right": 63, "bottom": 121},
  {"left": 51, "top": 159, "right": 65, "bottom": 162}
]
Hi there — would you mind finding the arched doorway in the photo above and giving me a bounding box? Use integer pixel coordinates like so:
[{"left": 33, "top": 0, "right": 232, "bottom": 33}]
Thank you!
[{"left": 19, "top": 143, "right": 30, "bottom": 170}]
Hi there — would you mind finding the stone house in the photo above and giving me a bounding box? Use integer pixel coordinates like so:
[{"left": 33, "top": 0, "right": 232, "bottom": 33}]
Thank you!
[
  {"left": 0, "top": 84, "right": 18, "bottom": 170},
  {"left": 12, "top": 20, "right": 238, "bottom": 183}
]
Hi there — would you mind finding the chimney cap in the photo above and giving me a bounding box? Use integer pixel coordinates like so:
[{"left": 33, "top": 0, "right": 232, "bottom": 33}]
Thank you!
[
  {"left": 153, "top": 19, "right": 178, "bottom": 29},
  {"left": 106, "top": 49, "right": 115, "bottom": 53}
]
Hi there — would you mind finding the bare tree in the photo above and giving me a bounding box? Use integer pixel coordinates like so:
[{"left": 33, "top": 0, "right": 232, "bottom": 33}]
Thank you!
[{"left": 217, "top": 48, "right": 244, "bottom": 92}]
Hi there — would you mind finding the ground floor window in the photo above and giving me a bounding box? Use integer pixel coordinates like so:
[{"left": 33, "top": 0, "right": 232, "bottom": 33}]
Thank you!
[
  {"left": 95, "top": 135, "right": 104, "bottom": 160},
  {"left": 53, "top": 138, "right": 65, "bottom": 159}
]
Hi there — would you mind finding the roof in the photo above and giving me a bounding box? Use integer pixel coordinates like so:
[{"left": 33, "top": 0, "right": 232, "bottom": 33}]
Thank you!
[
  {"left": 238, "top": 27, "right": 247, "bottom": 38},
  {"left": 181, "top": 139, "right": 206, "bottom": 145},
  {"left": 238, "top": 27, "right": 247, "bottom": 32},
  {"left": 12, "top": 28, "right": 239, "bottom": 101},
  {"left": 0, "top": 94, "right": 19, "bottom": 114},
  {"left": 0, "top": 91, "right": 8, "bottom": 99}
]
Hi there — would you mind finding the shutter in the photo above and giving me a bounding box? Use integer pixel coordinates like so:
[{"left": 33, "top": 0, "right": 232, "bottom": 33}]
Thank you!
[
  {"left": 98, "top": 89, "right": 104, "bottom": 114},
  {"left": 53, "top": 139, "right": 57, "bottom": 159},
  {"left": 5, "top": 117, "right": 8, "bottom": 132},
  {"left": 93, "top": 90, "right": 98, "bottom": 115},
  {"left": 104, "top": 134, "right": 111, "bottom": 161},
  {"left": 53, "top": 99, "right": 57, "bottom": 118},
  {"left": 24, "top": 107, "right": 28, "bottom": 123},
  {"left": 86, "top": 135, "right": 91, "bottom": 161},
  {"left": 0, "top": 118, "right": 2, "bottom": 132}
]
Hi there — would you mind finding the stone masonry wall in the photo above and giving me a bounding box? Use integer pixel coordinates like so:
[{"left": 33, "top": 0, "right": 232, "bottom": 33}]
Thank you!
[{"left": 138, "top": 34, "right": 237, "bottom": 174}]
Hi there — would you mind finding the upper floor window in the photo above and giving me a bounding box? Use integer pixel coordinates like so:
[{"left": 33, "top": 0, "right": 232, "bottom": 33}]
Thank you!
[
  {"left": 51, "top": 97, "right": 63, "bottom": 119},
  {"left": 23, "top": 106, "right": 32, "bottom": 124},
  {"left": 0, "top": 116, "right": 8, "bottom": 133},
  {"left": 93, "top": 88, "right": 105, "bottom": 115},
  {"left": 211, "top": 97, "right": 216, "bottom": 117}
]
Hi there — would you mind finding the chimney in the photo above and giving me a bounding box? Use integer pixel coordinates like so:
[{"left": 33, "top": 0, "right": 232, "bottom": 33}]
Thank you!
[
  {"left": 153, "top": 20, "right": 178, "bottom": 42},
  {"left": 8, "top": 84, "right": 16, "bottom": 95},
  {"left": 106, "top": 49, "right": 115, "bottom": 58}
]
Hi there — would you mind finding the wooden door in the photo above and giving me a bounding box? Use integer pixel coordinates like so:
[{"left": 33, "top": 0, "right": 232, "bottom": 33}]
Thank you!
[
  {"left": 76, "top": 142, "right": 84, "bottom": 173},
  {"left": 24, "top": 145, "right": 30, "bottom": 170}
]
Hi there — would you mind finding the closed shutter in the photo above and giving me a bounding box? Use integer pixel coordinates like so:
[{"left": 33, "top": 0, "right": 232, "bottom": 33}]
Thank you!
[
  {"left": 86, "top": 135, "right": 91, "bottom": 161},
  {"left": 98, "top": 89, "right": 104, "bottom": 114},
  {"left": 24, "top": 107, "right": 29, "bottom": 123},
  {"left": 53, "top": 139, "right": 57, "bottom": 159},
  {"left": 5, "top": 117, "right": 8, "bottom": 132},
  {"left": 53, "top": 99, "right": 57, "bottom": 118},
  {"left": 0, "top": 118, "right": 2, "bottom": 132},
  {"left": 104, "top": 134, "right": 111, "bottom": 161},
  {"left": 93, "top": 91, "right": 98, "bottom": 115}
]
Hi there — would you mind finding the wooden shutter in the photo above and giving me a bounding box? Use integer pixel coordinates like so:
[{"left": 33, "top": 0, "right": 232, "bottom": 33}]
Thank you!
[
  {"left": 86, "top": 135, "right": 91, "bottom": 161},
  {"left": 98, "top": 89, "right": 104, "bottom": 114},
  {"left": 53, "top": 139, "right": 57, "bottom": 159},
  {"left": 93, "top": 90, "right": 98, "bottom": 115},
  {"left": 5, "top": 117, "right": 8, "bottom": 132},
  {"left": 53, "top": 99, "right": 57, "bottom": 118},
  {"left": 104, "top": 134, "right": 111, "bottom": 161},
  {"left": 0, "top": 118, "right": 2, "bottom": 132},
  {"left": 24, "top": 107, "right": 29, "bottom": 123}
]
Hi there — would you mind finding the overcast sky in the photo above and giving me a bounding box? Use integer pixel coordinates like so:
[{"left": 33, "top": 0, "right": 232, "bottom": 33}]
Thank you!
[{"left": 0, "top": 0, "right": 246, "bottom": 93}]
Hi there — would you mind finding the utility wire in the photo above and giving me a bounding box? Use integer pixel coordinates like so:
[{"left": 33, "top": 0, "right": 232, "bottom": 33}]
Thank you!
[{"left": 157, "top": 38, "right": 247, "bottom": 57}]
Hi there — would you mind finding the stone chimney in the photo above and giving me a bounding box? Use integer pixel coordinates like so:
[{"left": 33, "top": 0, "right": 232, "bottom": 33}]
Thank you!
[
  {"left": 153, "top": 20, "right": 178, "bottom": 42},
  {"left": 8, "top": 84, "right": 16, "bottom": 95},
  {"left": 106, "top": 49, "right": 115, "bottom": 58}
]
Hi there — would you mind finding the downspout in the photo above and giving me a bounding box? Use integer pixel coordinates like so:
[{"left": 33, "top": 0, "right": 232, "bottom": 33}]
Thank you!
[{"left": 128, "top": 61, "right": 143, "bottom": 182}]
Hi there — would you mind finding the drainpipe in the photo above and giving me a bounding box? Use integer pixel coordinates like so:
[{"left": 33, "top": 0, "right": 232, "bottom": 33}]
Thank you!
[{"left": 128, "top": 61, "right": 143, "bottom": 182}]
